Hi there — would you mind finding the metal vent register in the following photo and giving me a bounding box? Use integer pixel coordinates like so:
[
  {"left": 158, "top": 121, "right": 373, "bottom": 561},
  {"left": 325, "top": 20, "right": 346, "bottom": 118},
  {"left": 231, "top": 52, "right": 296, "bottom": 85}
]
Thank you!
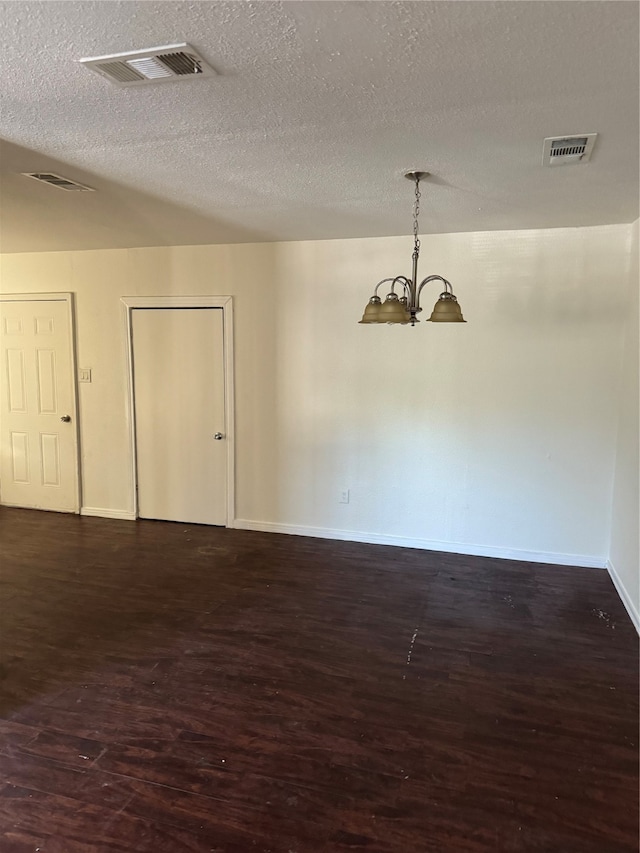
[
  {"left": 21, "top": 173, "right": 95, "bottom": 191},
  {"left": 542, "top": 134, "right": 597, "bottom": 166},
  {"left": 78, "top": 43, "right": 216, "bottom": 87}
]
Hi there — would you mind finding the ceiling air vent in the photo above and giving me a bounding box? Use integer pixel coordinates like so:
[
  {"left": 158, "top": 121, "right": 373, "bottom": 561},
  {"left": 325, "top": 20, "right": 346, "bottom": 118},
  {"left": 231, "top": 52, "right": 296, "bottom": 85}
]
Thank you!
[
  {"left": 542, "top": 134, "right": 597, "bottom": 166},
  {"left": 78, "top": 43, "right": 216, "bottom": 87},
  {"left": 21, "top": 173, "right": 95, "bottom": 192}
]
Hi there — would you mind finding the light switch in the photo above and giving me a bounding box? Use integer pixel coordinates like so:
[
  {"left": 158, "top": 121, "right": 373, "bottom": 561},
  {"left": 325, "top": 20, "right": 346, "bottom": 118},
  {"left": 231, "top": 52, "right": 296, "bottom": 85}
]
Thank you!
[{"left": 79, "top": 368, "right": 92, "bottom": 383}]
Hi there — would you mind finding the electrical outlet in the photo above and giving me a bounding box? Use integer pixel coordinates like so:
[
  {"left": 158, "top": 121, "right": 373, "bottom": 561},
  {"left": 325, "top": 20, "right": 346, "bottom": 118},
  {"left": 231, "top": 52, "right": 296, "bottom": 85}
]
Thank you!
[
  {"left": 78, "top": 368, "right": 92, "bottom": 383},
  {"left": 339, "top": 489, "right": 350, "bottom": 504}
]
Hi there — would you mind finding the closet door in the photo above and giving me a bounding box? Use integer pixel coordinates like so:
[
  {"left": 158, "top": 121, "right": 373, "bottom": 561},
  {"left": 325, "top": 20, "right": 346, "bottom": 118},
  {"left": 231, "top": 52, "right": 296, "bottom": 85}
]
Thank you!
[{"left": 132, "top": 308, "right": 226, "bottom": 525}]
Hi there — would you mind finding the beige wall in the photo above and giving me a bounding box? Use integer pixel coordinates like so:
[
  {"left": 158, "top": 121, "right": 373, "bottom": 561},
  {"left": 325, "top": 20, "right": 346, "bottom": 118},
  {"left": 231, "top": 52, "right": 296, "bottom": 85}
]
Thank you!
[
  {"left": 609, "top": 219, "right": 639, "bottom": 627},
  {"left": 0, "top": 223, "right": 633, "bottom": 567}
]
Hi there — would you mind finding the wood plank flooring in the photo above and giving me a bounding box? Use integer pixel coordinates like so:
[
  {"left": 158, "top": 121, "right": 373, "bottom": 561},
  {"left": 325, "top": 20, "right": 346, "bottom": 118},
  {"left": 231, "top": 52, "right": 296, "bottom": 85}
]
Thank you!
[{"left": 0, "top": 506, "right": 637, "bottom": 852}]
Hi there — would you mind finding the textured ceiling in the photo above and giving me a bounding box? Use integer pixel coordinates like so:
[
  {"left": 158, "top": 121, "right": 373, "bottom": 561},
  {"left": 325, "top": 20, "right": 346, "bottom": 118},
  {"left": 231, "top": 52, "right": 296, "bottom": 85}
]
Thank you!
[{"left": 0, "top": 0, "right": 638, "bottom": 253}]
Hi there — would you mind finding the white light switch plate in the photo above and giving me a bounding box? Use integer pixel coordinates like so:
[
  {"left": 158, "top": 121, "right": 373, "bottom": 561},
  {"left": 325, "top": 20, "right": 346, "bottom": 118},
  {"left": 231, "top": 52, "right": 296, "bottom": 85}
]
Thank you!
[{"left": 79, "top": 368, "right": 92, "bottom": 383}]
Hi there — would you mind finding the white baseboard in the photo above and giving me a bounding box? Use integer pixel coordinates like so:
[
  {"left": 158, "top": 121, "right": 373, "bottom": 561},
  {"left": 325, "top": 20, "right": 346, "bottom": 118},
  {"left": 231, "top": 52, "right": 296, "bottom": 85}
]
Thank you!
[
  {"left": 80, "top": 506, "right": 136, "bottom": 521},
  {"left": 231, "top": 519, "right": 606, "bottom": 569},
  {"left": 606, "top": 560, "right": 640, "bottom": 633}
]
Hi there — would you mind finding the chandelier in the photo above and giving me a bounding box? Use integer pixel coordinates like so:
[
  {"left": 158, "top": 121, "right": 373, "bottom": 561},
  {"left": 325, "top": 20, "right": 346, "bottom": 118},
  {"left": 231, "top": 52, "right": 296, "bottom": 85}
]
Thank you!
[{"left": 359, "top": 171, "right": 466, "bottom": 326}]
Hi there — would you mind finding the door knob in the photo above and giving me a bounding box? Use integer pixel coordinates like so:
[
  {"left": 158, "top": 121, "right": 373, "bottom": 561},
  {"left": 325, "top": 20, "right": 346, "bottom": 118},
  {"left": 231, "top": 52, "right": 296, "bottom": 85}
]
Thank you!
[
  {"left": 214, "top": 432, "right": 224, "bottom": 440},
  {"left": 60, "top": 415, "right": 72, "bottom": 423}
]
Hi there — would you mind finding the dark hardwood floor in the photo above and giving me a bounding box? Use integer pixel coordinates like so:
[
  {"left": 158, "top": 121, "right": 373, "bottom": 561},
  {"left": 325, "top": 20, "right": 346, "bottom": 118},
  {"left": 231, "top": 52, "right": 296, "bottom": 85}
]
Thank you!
[{"left": 0, "top": 506, "right": 637, "bottom": 852}]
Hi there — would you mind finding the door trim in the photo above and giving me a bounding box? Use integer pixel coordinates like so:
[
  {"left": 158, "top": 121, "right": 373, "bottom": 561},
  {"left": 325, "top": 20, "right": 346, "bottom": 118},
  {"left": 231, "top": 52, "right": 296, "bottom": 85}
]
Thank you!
[
  {"left": 120, "top": 296, "right": 235, "bottom": 526},
  {"left": 0, "top": 292, "right": 81, "bottom": 512}
]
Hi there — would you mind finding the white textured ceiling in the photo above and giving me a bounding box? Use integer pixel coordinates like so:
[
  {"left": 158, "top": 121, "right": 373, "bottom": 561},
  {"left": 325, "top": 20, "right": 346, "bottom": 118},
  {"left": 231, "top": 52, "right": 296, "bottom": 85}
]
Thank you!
[{"left": 0, "top": 0, "right": 638, "bottom": 253}]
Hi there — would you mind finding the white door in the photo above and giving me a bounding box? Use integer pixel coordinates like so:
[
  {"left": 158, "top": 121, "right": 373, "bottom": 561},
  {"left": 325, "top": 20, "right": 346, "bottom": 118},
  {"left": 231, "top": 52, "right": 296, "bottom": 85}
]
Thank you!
[
  {"left": 0, "top": 297, "right": 79, "bottom": 512},
  {"left": 132, "top": 308, "right": 227, "bottom": 525}
]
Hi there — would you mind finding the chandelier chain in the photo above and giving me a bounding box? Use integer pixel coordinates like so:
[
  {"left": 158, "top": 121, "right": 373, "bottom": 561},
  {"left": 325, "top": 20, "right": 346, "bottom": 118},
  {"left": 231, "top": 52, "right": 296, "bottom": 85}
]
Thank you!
[{"left": 413, "top": 177, "right": 421, "bottom": 256}]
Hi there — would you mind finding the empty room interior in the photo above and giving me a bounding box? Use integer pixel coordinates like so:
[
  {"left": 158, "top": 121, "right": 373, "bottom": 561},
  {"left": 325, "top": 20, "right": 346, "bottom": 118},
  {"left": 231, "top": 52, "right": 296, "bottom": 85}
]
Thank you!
[{"left": 0, "top": 1, "right": 638, "bottom": 851}]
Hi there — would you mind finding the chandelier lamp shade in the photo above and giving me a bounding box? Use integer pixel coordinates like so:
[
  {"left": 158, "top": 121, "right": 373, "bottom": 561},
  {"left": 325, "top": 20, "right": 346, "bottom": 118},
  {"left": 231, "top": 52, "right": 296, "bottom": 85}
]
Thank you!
[{"left": 359, "top": 171, "right": 466, "bottom": 326}]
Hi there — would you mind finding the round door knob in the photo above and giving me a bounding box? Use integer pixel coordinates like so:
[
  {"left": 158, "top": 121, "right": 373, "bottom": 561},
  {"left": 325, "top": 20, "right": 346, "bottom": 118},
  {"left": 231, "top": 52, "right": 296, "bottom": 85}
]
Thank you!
[
  {"left": 214, "top": 432, "right": 224, "bottom": 440},
  {"left": 60, "top": 415, "right": 72, "bottom": 423}
]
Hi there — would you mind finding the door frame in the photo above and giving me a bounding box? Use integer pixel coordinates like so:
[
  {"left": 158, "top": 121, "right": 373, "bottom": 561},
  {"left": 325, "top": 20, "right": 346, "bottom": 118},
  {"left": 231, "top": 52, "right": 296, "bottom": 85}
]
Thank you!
[
  {"left": 121, "top": 295, "right": 235, "bottom": 526},
  {"left": 0, "top": 291, "right": 81, "bottom": 512}
]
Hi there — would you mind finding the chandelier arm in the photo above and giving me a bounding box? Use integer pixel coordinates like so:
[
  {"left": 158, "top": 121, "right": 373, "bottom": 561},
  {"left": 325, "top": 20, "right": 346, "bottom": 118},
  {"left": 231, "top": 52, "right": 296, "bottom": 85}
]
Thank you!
[
  {"left": 393, "top": 276, "right": 412, "bottom": 298},
  {"left": 373, "top": 278, "right": 400, "bottom": 297},
  {"left": 416, "top": 274, "right": 450, "bottom": 308}
]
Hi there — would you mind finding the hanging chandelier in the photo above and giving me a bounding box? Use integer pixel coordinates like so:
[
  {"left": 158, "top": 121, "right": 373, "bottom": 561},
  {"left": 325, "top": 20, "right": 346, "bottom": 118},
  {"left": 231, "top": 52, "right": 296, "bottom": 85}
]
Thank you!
[{"left": 359, "top": 171, "right": 466, "bottom": 326}]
